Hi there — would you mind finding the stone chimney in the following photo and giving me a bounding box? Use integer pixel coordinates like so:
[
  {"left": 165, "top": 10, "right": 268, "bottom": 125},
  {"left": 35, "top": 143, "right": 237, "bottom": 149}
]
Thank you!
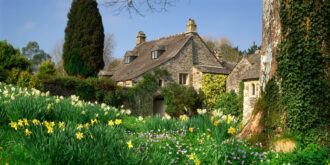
[
  {"left": 186, "top": 18, "right": 197, "bottom": 33},
  {"left": 136, "top": 31, "right": 146, "bottom": 45}
]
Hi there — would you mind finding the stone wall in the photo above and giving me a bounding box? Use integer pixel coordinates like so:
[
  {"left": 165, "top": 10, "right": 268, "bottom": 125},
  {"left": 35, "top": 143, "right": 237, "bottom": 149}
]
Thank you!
[
  {"left": 243, "top": 80, "right": 260, "bottom": 124},
  {"left": 226, "top": 58, "right": 251, "bottom": 93}
]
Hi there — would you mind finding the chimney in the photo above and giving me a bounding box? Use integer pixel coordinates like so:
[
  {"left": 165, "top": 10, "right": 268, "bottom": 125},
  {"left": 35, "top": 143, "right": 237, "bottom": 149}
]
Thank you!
[
  {"left": 186, "top": 18, "right": 197, "bottom": 33},
  {"left": 136, "top": 31, "right": 146, "bottom": 45}
]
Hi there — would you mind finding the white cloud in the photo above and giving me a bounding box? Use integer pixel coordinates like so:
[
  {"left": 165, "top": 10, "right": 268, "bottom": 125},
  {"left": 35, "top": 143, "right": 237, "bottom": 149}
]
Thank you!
[{"left": 23, "top": 22, "right": 36, "bottom": 31}]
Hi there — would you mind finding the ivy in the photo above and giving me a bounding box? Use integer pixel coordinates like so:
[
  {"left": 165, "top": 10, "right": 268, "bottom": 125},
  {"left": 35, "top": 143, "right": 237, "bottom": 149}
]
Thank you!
[
  {"left": 201, "top": 73, "right": 227, "bottom": 110},
  {"left": 278, "top": 0, "right": 329, "bottom": 144}
]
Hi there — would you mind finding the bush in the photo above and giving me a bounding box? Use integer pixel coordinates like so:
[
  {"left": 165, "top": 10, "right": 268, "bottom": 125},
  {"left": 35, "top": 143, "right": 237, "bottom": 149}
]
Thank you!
[
  {"left": 0, "top": 66, "right": 9, "bottom": 82},
  {"left": 201, "top": 73, "right": 227, "bottom": 110},
  {"left": 162, "top": 83, "right": 202, "bottom": 117},
  {"left": 6, "top": 68, "right": 21, "bottom": 84},
  {"left": 214, "top": 91, "right": 241, "bottom": 119},
  {"left": 103, "top": 88, "right": 124, "bottom": 108},
  {"left": 37, "top": 60, "right": 57, "bottom": 79},
  {"left": 17, "top": 70, "right": 43, "bottom": 90}
]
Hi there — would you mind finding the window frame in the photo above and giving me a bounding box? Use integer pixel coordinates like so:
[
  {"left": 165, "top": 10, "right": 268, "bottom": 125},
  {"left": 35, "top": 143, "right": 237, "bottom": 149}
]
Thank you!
[{"left": 179, "top": 73, "right": 188, "bottom": 85}]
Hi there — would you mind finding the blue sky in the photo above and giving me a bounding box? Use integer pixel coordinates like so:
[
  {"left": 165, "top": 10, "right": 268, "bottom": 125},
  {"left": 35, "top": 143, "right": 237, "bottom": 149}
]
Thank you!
[{"left": 0, "top": 0, "right": 262, "bottom": 61}]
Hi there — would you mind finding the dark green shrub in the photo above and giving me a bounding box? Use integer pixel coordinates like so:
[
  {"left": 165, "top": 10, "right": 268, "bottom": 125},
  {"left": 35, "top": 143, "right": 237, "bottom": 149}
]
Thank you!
[
  {"left": 37, "top": 60, "right": 57, "bottom": 79},
  {"left": 214, "top": 91, "right": 241, "bottom": 118},
  {"left": 64, "top": 49, "right": 93, "bottom": 77},
  {"left": 74, "top": 81, "right": 94, "bottom": 101},
  {"left": 162, "top": 83, "right": 200, "bottom": 117},
  {"left": 0, "top": 66, "right": 9, "bottom": 82},
  {"left": 104, "top": 88, "right": 124, "bottom": 108}
]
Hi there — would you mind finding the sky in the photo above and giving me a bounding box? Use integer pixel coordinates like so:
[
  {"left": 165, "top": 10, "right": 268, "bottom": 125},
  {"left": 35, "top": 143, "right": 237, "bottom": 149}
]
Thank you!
[{"left": 0, "top": 0, "right": 262, "bottom": 61}]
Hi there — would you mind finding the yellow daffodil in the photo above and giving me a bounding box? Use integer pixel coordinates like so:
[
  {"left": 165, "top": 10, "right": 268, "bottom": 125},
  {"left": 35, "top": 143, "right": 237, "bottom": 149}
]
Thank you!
[
  {"left": 228, "top": 126, "right": 235, "bottom": 134},
  {"left": 32, "top": 119, "right": 40, "bottom": 125},
  {"left": 91, "top": 119, "right": 98, "bottom": 125},
  {"left": 142, "top": 120, "right": 146, "bottom": 124},
  {"left": 50, "top": 122, "right": 55, "bottom": 127},
  {"left": 76, "top": 132, "right": 83, "bottom": 140},
  {"left": 194, "top": 159, "right": 201, "bottom": 165},
  {"left": 9, "top": 121, "right": 18, "bottom": 130},
  {"left": 127, "top": 140, "right": 133, "bottom": 149},
  {"left": 59, "top": 122, "right": 65, "bottom": 128},
  {"left": 211, "top": 116, "right": 214, "bottom": 121},
  {"left": 239, "top": 124, "right": 243, "bottom": 129},
  {"left": 25, "top": 129, "right": 32, "bottom": 136},
  {"left": 47, "top": 126, "right": 53, "bottom": 134},
  {"left": 189, "top": 153, "right": 195, "bottom": 160},
  {"left": 200, "top": 139, "right": 203, "bottom": 143},
  {"left": 77, "top": 124, "right": 83, "bottom": 130},
  {"left": 115, "top": 119, "right": 122, "bottom": 125},
  {"left": 227, "top": 116, "right": 232, "bottom": 124},
  {"left": 46, "top": 104, "right": 51, "bottom": 110},
  {"left": 207, "top": 134, "right": 210, "bottom": 139},
  {"left": 23, "top": 118, "right": 29, "bottom": 126},
  {"left": 84, "top": 123, "right": 90, "bottom": 129},
  {"left": 189, "top": 127, "right": 193, "bottom": 133},
  {"left": 18, "top": 120, "right": 24, "bottom": 127},
  {"left": 0, "top": 146, "right": 3, "bottom": 150},
  {"left": 90, "top": 135, "right": 94, "bottom": 139},
  {"left": 108, "top": 120, "right": 114, "bottom": 126}
]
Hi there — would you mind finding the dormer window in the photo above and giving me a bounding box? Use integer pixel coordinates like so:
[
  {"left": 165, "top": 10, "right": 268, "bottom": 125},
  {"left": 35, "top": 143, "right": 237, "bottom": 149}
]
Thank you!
[
  {"left": 151, "top": 51, "right": 159, "bottom": 59},
  {"left": 124, "top": 56, "right": 130, "bottom": 64}
]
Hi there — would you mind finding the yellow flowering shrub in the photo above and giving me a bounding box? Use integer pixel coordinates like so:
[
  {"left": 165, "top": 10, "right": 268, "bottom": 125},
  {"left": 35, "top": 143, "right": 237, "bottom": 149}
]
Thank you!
[{"left": 201, "top": 73, "right": 227, "bottom": 110}]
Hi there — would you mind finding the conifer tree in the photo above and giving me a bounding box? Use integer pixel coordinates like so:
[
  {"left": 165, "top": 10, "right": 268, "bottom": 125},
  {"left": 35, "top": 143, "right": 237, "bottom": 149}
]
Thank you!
[{"left": 63, "top": 0, "right": 104, "bottom": 77}]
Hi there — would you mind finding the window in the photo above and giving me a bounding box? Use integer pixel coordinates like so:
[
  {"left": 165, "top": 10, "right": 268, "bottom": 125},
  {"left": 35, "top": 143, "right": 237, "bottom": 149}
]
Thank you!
[
  {"left": 252, "top": 83, "right": 255, "bottom": 96},
  {"left": 179, "top": 73, "right": 188, "bottom": 85},
  {"left": 124, "top": 56, "right": 130, "bottom": 64},
  {"left": 158, "top": 79, "right": 163, "bottom": 87},
  {"left": 151, "top": 51, "right": 158, "bottom": 59}
]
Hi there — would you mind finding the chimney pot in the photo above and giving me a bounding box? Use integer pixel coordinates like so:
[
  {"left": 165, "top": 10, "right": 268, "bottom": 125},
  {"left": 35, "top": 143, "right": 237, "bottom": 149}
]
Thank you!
[
  {"left": 186, "top": 18, "right": 197, "bottom": 33},
  {"left": 136, "top": 31, "right": 146, "bottom": 45}
]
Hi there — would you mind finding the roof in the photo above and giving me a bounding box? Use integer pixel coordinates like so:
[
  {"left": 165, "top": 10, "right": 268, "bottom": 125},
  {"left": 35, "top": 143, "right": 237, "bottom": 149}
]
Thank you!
[
  {"left": 110, "top": 32, "right": 194, "bottom": 81},
  {"left": 242, "top": 54, "right": 261, "bottom": 80},
  {"left": 194, "top": 65, "right": 232, "bottom": 74}
]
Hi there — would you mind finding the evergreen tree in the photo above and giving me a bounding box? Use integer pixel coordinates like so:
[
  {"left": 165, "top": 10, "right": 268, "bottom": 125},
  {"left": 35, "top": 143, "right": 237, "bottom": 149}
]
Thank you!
[{"left": 63, "top": 0, "right": 105, "bottom": 77}]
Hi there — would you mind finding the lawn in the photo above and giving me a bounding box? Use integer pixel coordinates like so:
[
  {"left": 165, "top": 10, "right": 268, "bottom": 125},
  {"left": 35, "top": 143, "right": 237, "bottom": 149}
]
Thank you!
[{"left": 0, "top": 82, "right": 328, "bottom": 165}]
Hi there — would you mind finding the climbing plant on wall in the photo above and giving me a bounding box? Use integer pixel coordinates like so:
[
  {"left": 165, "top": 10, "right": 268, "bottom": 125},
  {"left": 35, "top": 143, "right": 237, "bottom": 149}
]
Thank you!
[
  {"left": 201, "top": 73, "right": 227, "bottom": 110},
  {"left": 278, "top": 0, "right": 329, "bottom": 143}
]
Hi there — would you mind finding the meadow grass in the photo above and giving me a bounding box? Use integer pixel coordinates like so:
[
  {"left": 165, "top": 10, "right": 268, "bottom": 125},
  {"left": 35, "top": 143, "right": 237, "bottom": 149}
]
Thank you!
[{"left": 0, "top": 82, "right": 328, "bottom": 165}]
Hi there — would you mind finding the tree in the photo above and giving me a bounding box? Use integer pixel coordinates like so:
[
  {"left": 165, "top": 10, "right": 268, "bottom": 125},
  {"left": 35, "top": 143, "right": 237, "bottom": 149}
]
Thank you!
[
  {"left": 202, "top": 36, "right": 240, "bottom": 63},
  {"left": 246, "top": 41, "right": 261, "bottom": 55},
  {"left": 103, "top": 33, "right": 115, "bottom": 70},
  {"left": 22, "top": 41, "right": 51, "bottom": 73},
  {"left": 37, "top": 60, "right": 57, "bottom": 78},
  {"left": 102, "top": 0, "right": 174, "bottom": 16},
  {"left": 51, "top": 39, "right": 64, "bottom": 66},
  {"left": 107, "top": 58, "right": 121, "bottom": 71},
  {"left": 0, "top": 40, "right": 30, "bottom": 71},
  {"left": 63, "top": 0, "right": 105, "bottom": 77}
]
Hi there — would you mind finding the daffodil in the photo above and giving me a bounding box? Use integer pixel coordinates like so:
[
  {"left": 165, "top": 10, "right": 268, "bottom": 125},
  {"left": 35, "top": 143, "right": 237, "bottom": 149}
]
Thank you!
[
  {"left": 207, "top": 134, "right": 210, "bottom": 139},
  {"left": 127, "top": 140, "right": 133, "bottom": 149},
  {"left": 23, "top": 118, "right": 29, "bottom": 126},
  {"left": 214, "top": 121, "right": 218, "bottom": 126},
  {"left": 59, "top": 122, "right": 65, "bottom": 128},
  {"left": 108, "top": 120, "right": 114, "bottom": 126},
  {"left": 25, "top": 129, "right": 32, "bottom": 136},
  {"left": 189, "top": 127, "right": 193, "bottom": 133},
  {"left": 189, "top": 153, "right": 195, "bottom": 160},
  {"left": 84, "top": 123, "right": 90, "bottom": 129},
  {"left": 77, "top": 124, "right": 83, "bottom": 130},
  {"left": 0, "top": 146, "right": 3, "bottom": 150},
  {"left": 227, "top": 115, "right": 232, "bottom": 124},
  {"left": 228, "top": 126, "right": 235, "bottom": 134},
  {"left": 18, "top": 120, "right": 24, "bottom": 127},
  {"left": 47, "top": 126, "right": 53, "bottom": 134},
  {"left": 194, "top": 159, "right": 201, "bottom": 165},
  {"left": 76, "top": 132, "right": 83, "bottom": 140},
  {"left": 32, "top": 119, "right": 40, "bottom": 125},
  {"left": 91, "top": 119, "right": 98, "bottom": 125},
  {"left": 211, "top": 116, "right": 214, "bottom": 121},
  {"left": 46, "top": 104, "right": 51, "bottom": 110},
  {"left": 115, "top": 119, "right": 122, "bottom": 125},
  {"left": 9, "top": 121, "right": 18, "bottom": 130}
]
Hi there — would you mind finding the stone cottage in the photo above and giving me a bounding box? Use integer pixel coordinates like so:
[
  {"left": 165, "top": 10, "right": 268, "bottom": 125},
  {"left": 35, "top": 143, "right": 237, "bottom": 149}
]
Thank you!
[
  {"left": 100, "top": 19, "right": 234, "bottom": 115},
  {"left": 226, "top": 53, "right": 261, "bottom": 124}
]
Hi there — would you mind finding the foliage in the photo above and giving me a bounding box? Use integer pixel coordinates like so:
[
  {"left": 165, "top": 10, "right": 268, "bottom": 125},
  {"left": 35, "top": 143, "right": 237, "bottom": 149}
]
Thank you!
[
  {"left": 6, "top": 68, "right": 21, "bottom": 85},
  {"left": 278, "top": 0, "right": 329, "bottom": 144},
  {"left": 37, "top": 60, "right": 57, "bottom": 79},
  {"left": 22, "top": 41, "right": 51, "bottom": 73},
  {"left": 201, "top": 73, "right": 227, "bottom": 110},
  {"left": 0, "top": 83, "right": 328, "bottom": 164},
  {"left": 63, "top": 0, "right": 104, "bottom": 77},
  {"left": 0, "top": 40, "right": 30, "bottom": 71},
  {"left": 17, "top": 71, "right": 43, "bottom": 90},
  {"left": 237, "top": 81, "right": 244, "bottom": 118},
  {"left": 202, "top": 37, "right": 240, "bottom": 62},
  {"left": 162, "top": 83, "right": 202, "bottom": 117},
  {"left": 0, "top": 66, "right": 9, "bottom": 82},
  {"left": 214, "top": 91, "right": 241, "bottom": 119},
  {"left": 103, "top": 88, "right": 124, "bottom": 108},
  {"left": 107, "top": 58, "right": 121, "bottom": 71},
  {"left": 64, "top": 49, "right": 93, "bottom": 77}
]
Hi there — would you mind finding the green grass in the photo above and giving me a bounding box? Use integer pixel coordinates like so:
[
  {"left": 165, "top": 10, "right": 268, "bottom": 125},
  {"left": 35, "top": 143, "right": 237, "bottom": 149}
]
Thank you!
[{"left": 0, "top": 82, "right": 328, "bottom": 165}]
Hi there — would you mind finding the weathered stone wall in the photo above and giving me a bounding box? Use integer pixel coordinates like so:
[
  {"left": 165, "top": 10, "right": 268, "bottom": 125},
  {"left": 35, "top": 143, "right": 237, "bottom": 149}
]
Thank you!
[
  {"left": 226, "top": 58, "right": 250, "bottom": 93},
  {"left": 243, "top": 80, "right": 260, "bottom": 124},
  {"left": 191, "top": 67, "right": 203, "bottom": 91},
  {"left": 260, "top": 0, "right": 281, "bottom": 87}
]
